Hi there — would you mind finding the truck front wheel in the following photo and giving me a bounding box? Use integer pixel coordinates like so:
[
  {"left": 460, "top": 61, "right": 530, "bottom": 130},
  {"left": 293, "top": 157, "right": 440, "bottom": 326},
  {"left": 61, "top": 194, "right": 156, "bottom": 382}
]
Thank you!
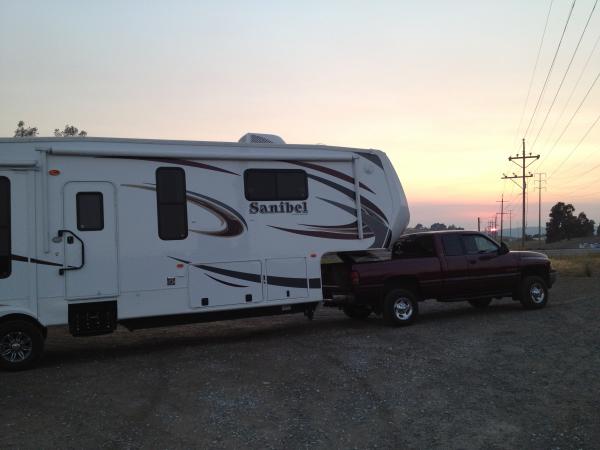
[
  {"left": 382, "top": 288, "right": 419, "bottom": 326},
  {"left": 519, "top": 276, "right": 549, "bottom": 310},
  {"left": 0, "top": 320, "right": 45, "bottom": 371}
]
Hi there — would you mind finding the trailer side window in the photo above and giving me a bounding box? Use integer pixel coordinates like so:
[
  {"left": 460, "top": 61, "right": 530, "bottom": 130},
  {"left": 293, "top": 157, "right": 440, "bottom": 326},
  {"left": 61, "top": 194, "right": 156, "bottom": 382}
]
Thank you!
[
  {"left": 156, "top": 167, "right": 188, "bottom": 240},
  {"left": 0, "top": 177, "right": 10, "bottom": 278},
  {"left": 244, "top": 170, "right": 308, "bottom": 201},
  {"left": 76, "top": 192, "right": 104, "bottom": 231}
]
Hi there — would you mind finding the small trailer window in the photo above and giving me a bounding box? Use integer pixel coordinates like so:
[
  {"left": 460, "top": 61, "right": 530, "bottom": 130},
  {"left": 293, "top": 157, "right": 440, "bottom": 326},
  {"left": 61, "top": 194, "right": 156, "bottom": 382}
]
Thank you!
[
  {"left": 244, "top": 169, "right": 308, "bottom": 201},
  {"left": 76, "top": 192, "right": 104, "bottom": 231},
  {"left": 156, "top": 167, "right": 188, "bottom": 240},
  {"left": 0, "top": 177, "right": 10, "bottom": 278}
]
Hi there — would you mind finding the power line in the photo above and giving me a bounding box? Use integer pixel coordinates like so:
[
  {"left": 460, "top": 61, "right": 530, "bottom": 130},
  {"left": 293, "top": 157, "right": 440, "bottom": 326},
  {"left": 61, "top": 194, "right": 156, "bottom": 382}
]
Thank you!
[
  {"left": 513, "top": 0, "right": 555, "bottom": 150},
  {"left": 522, "top": 0, "right": 577, "bottom": 140},
  {"left": 538, "top": 64, "right": 600, "bottom": 168},
  {"left": 538, "top": 22, "right": 600, "bottom": 162},
  {"left": 548, "top": 110, "right": 600, "bottom": 179},
  {"left": 530, "top": 0, "right": 598, "bottom": 153}
]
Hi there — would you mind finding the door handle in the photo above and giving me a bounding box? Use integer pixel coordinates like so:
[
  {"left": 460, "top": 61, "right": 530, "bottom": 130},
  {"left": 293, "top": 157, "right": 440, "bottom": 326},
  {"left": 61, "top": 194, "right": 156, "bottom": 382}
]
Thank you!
[{"left": 468, "top": 259, "right": 477, "bottom": 264}]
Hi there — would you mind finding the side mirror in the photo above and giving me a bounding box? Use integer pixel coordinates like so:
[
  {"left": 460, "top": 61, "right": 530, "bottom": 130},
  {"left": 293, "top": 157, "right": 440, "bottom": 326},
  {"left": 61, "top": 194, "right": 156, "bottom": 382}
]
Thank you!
[{"left": 499, "top": 242, "right": 509, "bottom": 255}]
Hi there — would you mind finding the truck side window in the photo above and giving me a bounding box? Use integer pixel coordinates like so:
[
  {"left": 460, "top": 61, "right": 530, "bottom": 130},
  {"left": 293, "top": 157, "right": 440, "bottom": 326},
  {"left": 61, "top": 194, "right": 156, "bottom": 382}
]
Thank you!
[
  {"left": 76, "top": 192, "right": 104, "bottom": 231},
  {"left": 442, "top": 235, "right": 463, "bottom": 256},
  {"left": 393, "top": 235, "right": 436, "bottom": 259},
  {"left": 464, "top": 235, "right": 498, "bottom": 254},
  {"left": 244, "top": 169, "right": 308, "bottom": 201},
  {"left": 156, "top": 167, "right": 188, "bottom": 240},
  {"left": 0, "top": 176, "right": 10, "bottom": 278}
]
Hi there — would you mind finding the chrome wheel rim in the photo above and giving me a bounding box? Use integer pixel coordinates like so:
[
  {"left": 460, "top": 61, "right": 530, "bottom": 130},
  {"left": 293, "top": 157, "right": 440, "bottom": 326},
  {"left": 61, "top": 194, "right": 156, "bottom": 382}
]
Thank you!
[
  {"left": 393, "top": 297, "right": 413, "bottom": 320},
  {"left": 530, "top": 283, "right": 546, "bottom": 304},
  {"left": 0, "top": 331, "right": 33, "bottom": 363}
]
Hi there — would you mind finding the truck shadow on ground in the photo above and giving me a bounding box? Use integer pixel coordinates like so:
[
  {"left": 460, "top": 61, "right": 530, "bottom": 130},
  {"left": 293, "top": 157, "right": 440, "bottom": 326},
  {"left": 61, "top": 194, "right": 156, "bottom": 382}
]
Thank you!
[{"left": 36, "top": 300, "right": 536, "bottom": 369}]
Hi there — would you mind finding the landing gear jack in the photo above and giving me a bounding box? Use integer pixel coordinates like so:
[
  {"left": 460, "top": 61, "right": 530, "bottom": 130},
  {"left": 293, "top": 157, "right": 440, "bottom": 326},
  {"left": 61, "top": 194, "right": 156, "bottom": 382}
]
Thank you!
[{"left": 304, "top": 304, "right": 317, "bottom": 320}]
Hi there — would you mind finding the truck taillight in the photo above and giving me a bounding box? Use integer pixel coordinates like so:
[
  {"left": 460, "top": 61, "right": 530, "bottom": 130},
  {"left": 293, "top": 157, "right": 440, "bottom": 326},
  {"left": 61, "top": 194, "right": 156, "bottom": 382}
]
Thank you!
[{"left": 350, "top": 271, "right": 360, "bottom": 286}]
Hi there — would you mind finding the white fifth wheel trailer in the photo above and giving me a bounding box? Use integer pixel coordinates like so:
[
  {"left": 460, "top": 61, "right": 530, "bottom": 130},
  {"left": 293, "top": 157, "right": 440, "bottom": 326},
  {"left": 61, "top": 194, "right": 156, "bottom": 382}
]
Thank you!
[{"left": 0, "top": 133, "right": 409, "bottom": 369}]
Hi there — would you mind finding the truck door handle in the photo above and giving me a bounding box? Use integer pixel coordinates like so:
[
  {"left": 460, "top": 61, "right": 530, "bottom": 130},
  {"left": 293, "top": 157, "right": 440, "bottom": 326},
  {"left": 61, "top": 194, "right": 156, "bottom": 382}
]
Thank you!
[{"left": 468, "top": 259, "right": 477, "bottom": 264}]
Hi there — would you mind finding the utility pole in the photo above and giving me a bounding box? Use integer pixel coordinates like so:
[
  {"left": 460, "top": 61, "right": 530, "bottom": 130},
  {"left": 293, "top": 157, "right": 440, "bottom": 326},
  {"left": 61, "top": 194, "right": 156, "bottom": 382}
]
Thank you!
[
  {"left": 534, "top": 173, "right": 547, "bottom": 242},
  {"left": 502, "top": 138, "right": 539, "bottom": 248},
  {"left": 496, "top": 194, "right": 507, "bottom": 242},
  {"left": 477, "top": 217, "right": 481, "bottom": 232},
  {"left": 508, "top": 209, "right": 513, "bottom": 239}
]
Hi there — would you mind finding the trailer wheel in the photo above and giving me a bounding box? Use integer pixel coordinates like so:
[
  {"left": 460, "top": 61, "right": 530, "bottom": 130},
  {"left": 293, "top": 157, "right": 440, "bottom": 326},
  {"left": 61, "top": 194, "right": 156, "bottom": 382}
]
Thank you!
[
  {"left": 382, "top": 288, "right": 419, "bottom": 326},
  {"left": 519, "top": 276, "right": 549, "bottom": 310},
  {"left": 0, "top": 320, "right": 45, "bottom": 371},
  {"left": 343, "top": 305, "right": 371, "bottom": 320},
  {"left": 468, "top": 298, "right": 492, "bottom": 309}
]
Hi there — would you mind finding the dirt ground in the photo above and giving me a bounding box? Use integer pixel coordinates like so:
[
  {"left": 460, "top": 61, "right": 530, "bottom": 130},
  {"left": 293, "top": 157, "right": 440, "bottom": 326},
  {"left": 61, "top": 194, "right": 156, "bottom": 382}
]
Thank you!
[{"left": 1, "top": 276, "right": 599, "bottom": 449}]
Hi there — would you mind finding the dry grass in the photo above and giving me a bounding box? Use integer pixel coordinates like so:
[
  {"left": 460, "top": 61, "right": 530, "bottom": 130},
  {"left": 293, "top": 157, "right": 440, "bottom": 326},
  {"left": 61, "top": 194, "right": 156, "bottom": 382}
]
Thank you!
[{"left": 550, "top": 254, "right": 600, "bottom": 277}]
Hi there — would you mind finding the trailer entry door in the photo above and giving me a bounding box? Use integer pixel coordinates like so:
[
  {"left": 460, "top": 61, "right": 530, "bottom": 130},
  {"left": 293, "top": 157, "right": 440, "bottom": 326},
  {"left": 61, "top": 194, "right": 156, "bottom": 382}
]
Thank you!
[{"left": 63, "top": 182, "right": 118, "bottom": 300}]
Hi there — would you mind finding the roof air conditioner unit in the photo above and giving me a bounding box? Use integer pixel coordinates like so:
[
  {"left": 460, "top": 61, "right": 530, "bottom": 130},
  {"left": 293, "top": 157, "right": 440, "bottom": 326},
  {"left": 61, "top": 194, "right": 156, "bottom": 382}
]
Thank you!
[{"left": 238, "top": 133, "right": 286, "bottom": 145}]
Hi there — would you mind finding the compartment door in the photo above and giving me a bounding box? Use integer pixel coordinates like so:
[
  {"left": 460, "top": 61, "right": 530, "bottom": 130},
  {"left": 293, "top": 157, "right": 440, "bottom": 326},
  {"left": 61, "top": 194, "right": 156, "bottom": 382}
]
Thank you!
[
  {"left": 266, "top": 257, "right": 308, "bottom": 300},
  {"left": 189, "top": 260, "right": 263, "bottom": 308}
]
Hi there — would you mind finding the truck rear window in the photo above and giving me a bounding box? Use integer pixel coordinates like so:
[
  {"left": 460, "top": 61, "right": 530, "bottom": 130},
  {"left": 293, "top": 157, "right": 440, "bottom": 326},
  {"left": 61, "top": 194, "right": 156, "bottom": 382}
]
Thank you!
[{"left": 393, "top": 235, "right": 436, "bottom": 259}]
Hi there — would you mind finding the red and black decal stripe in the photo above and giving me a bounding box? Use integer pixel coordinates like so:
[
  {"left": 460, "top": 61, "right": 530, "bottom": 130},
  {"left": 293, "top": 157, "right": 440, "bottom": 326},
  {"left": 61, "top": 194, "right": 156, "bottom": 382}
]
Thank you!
[{"left": 285, "top": 161, "right": 375, "bottom": 194}]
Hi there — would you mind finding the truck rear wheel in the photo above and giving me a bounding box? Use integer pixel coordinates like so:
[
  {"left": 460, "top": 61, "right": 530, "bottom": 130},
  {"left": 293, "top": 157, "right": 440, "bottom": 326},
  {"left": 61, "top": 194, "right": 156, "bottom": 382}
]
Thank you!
[
  {"left": 0, "top": 320, "right": 45, "bottom": 371},
  {"left": 343, "top": 305, "right": 371, "bottom": 320},
  {"left": 382, "top": 288, "right": 419, "bottom": 326},
  {"left": 519, "top": 276, "right": 549, "bottom": 310}
]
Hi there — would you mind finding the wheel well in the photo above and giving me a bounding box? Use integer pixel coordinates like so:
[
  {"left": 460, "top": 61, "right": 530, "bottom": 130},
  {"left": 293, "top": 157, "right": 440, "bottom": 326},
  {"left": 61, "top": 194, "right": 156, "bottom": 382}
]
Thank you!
[
  {"left": 521, "top": 267, "right": 549, "bottom": 283},
  {"left": 383, "top": 277, "right": 421, "bottom": 297},
  {"left": 0, "top": 314, "right": 47, "bottom": 339}
]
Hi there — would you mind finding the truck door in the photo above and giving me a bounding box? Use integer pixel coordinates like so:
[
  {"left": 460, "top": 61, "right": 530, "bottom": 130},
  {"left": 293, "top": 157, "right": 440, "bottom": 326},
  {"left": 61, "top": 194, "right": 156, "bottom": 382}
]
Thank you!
[
  {"left": 62, "top": 182, "right": 119, "bottom": 300},
  {"left": 439, "top": 234, "right": 471, "bottom": 299},
  {"left": 461, "top": 234, "right": 518, "bottom": 295}
]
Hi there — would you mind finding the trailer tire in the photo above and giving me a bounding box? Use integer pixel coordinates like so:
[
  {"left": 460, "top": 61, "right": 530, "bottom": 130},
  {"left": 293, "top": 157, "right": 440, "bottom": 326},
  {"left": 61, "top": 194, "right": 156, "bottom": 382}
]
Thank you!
[
  {"left": 0, "top": 320, "right": 45, "bottom": 371},
  {"left": 343, "top": 305, "right": 371, "bottom": 320},
  {"left": 468, "top": 298, "right": 492, "bottom": 309},
  {"left": 382, "top": 288, "right": 419, "bottom": 326},
  {"left": 519, "top": 275, "right": 549, "bottom": 310}
]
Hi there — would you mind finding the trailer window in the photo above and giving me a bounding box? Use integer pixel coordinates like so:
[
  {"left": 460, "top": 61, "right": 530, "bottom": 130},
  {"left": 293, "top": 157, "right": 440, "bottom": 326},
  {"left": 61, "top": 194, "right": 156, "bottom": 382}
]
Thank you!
[
  {"left": 0, "top": 177, "right": 10, "bottom": 278},
  {"left": 156, "top": 167, "right": 188, "bottom": 240},
  {"left": 244, "top": 169, "right": 308, "bottom": 201},
  {"left": 76, "top": 192, "right": 104, "bottom": 231}
]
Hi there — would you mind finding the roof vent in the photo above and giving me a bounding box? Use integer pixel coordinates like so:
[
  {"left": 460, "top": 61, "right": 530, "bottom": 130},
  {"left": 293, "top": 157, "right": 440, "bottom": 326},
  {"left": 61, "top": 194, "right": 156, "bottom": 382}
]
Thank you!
[{"left": 238, "top": 133, "right": 286, "bottom": 145}]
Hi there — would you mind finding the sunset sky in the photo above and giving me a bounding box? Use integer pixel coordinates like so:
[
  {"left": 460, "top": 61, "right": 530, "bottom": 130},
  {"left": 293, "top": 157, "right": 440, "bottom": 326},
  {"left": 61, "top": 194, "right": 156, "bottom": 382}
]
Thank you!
[{"left": 1, "top": 0, "right": 599, "bottom": 230}]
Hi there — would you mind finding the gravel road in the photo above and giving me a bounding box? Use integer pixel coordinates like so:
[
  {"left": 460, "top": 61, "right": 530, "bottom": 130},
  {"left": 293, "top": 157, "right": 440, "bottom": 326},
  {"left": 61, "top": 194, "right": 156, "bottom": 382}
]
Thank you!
[{"left": 1, "top": 277, "right": 599, "bottom": 449}]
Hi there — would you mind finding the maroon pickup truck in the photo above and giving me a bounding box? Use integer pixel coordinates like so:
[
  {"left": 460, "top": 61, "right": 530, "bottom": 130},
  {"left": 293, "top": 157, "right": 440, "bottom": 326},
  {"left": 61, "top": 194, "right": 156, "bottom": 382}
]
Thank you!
[{"left": 322, "top": 231, "right": 556, "bottom": 326}]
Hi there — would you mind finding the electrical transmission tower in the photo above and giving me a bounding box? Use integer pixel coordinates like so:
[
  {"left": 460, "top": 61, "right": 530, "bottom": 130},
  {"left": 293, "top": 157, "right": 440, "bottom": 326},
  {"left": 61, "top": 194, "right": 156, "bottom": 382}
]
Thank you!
[
  {"left": 534, "top": 173, "right": 547, "bottom": 242},
  {"left": 502, "top": 139, "right": 540, "bottom": 248}
]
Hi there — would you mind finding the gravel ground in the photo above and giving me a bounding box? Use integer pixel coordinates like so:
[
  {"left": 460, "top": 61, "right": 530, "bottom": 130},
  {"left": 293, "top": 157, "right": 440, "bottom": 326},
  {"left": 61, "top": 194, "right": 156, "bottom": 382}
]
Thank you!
[{"left": 1, "top": 277, "right": 599, "bottom": 449}]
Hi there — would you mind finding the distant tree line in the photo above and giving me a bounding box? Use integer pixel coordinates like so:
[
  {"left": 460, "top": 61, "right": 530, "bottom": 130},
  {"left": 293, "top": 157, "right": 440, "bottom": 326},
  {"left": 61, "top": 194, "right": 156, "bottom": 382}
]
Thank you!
[
  {"left": 546, "top": 202, "right": 598, "bottom": 243},
  {"left": 412, "top": 223, "right": 464, "bottom": 232},
  {"left": 13, "top": 120, "right": 87, "bottom": 137}
]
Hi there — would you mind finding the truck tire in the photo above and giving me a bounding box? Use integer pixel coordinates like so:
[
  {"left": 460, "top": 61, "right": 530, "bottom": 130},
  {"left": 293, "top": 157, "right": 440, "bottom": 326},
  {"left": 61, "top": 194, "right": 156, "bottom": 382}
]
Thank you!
[
  {"left": 343, "top": 305, "right": 371, "bottom": 320},
  {"left": 519, "top": 276, "right": 549, "bottom": 310},
  {"left": 382, "top": 288, "right": 419, "bottom": 326},
  {"left": 0, "top": 320, "right": 45, "bottom": 371},
  {"left": 468, "top": 298, "right": 492, "bottom": 309}
]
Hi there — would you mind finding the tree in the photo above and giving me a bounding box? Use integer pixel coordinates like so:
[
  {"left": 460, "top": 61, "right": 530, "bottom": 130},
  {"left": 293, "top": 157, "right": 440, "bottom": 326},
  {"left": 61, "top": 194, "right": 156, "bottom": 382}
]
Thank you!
[
  {"left": 54, "top": 124, "right": 87, "bottom": 137},
  {"left": 14, "top": 120, "right": 38, "bottom": 137},
  {"left": 546, "top": 202, "right": 595, "bottom": 243},
  {"left": 414, "top": 223, "right": 425, "bottom": 231},
  {"left": 430, "top": 223, "right": 447, "bottom": 231}
]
